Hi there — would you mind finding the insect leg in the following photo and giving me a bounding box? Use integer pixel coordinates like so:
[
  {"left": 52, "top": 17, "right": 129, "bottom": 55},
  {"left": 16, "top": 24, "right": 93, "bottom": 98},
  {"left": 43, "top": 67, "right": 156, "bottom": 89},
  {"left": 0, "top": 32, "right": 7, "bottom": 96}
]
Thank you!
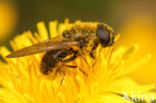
[
  {"left": 60, "top": 66, "right": 65, "bottom": 85},
  {"left": 62, "top": 51, "right": 78, "bottom": 62},
  {"left": 79, "top": 68, "right": 88, "bottom": 76},
  {"left": 78, "top": 53, "right": 91, "bottom": 69},
  {"left": 89, "top": 39, "right": 99, "bottom": 59},
  {"left": 63, "top": 64, "right": 88, "bottom": 76},
  {"left": 63, "top": 64, "right": 77, "bottom": 68},
  {"left": 90, "top": 52, "right": 95, "bottom": 59},
  {"left": 60, "top": 75, "right": 65, "bottom": 85},
  {"left": 89, "top": 40, "right": 99, "bottom": 67}
]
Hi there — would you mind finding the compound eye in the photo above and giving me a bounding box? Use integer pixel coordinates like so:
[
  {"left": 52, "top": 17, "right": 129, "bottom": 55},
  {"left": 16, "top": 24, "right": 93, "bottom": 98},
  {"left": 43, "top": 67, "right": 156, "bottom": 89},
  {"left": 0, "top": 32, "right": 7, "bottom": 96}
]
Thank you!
[{"left": 96, "top": 24, "right": 111, "bottom": 47}]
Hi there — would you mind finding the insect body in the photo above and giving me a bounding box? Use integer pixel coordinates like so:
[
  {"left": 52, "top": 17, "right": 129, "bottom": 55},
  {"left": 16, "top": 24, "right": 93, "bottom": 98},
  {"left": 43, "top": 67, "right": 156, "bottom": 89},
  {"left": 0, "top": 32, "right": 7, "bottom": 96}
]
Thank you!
[
  {"left": 6, "top": 22, "right": 115, "bottom": 75},
  {"left": 40, "top": 48, "right": 77, "bottom": 75}
]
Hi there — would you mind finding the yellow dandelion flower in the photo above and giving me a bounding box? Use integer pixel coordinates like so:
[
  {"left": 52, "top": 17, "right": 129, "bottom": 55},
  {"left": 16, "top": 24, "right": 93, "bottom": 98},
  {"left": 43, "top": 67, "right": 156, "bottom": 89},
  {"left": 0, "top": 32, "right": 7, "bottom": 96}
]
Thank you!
[
  {"left": 0, "top": 19, "right": 156, "bottom": 103},
  {"left": 118, "top": 15, "right": 156, "bottom": 83}
]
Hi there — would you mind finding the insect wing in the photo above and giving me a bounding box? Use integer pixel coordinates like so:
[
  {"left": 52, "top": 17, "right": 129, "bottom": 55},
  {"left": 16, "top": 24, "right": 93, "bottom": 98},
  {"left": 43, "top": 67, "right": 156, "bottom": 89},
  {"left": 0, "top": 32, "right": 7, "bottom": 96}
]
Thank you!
[{"left": 6, "top": 36, "right": 79, "bottom": 58}]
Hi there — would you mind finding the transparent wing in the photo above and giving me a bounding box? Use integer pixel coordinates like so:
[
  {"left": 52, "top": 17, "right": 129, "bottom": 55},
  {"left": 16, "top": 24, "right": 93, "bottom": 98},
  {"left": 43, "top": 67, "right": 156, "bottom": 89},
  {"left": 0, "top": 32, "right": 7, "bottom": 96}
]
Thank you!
[{"left": 6, "top": 35, "right": 79, "bottom": 58}]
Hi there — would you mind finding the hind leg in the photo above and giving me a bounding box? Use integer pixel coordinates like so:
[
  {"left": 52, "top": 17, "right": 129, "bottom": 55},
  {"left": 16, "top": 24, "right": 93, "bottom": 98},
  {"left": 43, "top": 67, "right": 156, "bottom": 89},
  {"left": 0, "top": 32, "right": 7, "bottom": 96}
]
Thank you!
[
  {"left": 60, "top": 64, "right": 78, "bottom": 85},
  {"left": 61, "top": 51, "right": 78, "bottom": 68},
  {"left": 60, "top": 66, "right": 65, "bottom": 85},
  {"left": 60, "top": 51, "right": 77, "bottom": 85},
  {"left": 61, "top": 51, "right": 77, "bottom": 63}
]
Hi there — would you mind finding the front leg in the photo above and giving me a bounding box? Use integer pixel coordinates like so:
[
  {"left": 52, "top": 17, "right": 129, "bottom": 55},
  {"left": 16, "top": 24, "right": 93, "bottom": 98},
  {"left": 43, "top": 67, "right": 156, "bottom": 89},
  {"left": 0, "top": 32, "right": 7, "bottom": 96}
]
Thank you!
[
  {"left": 89, "top": 39, "right": 99, "bottom": 59},
  {"left": 90, "top": 52, "right": 95, "bottom": 59}
]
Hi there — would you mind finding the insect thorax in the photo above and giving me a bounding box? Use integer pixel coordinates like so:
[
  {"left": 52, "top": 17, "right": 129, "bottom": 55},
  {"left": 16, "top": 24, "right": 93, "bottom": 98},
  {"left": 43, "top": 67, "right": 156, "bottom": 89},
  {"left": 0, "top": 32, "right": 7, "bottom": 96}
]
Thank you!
[
  {"left": 62, "top": 23, "right": 97, "bottom": 39},
  {"left": 62, "top": 23, "right": 98, "bottom": 52}
]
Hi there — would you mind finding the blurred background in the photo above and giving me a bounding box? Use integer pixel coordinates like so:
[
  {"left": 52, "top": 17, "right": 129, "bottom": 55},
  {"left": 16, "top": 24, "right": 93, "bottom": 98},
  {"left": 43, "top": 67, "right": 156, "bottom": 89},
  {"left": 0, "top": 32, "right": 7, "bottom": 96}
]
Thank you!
[{"left": 0, "top": 0, "right": 156, "bottom": 84}]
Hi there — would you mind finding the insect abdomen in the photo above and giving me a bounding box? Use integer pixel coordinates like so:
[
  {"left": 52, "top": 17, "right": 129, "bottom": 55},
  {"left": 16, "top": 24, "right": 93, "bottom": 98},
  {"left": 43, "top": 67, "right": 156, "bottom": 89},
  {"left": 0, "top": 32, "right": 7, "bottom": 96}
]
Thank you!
[
  {"left": 40, "top": 50, "right": 59, "bottom": 75},
  {"left": 40, "top": 48, "right": 76, "bottom": 75}
]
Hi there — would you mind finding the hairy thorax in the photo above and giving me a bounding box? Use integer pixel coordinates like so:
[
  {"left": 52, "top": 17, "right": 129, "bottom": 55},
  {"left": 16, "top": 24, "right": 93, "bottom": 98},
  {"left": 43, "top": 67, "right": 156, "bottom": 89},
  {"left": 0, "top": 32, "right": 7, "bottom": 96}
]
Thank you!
[{"left": 62, "top": 23, "right": 98, "bottom": 54}]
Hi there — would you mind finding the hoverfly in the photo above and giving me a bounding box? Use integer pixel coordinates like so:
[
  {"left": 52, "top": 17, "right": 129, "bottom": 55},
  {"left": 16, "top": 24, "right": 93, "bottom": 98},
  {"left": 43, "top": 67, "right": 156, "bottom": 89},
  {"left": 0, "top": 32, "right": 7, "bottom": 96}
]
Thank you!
[{"left": 6, "top": 22, "right": 115, "bottom": 75}]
